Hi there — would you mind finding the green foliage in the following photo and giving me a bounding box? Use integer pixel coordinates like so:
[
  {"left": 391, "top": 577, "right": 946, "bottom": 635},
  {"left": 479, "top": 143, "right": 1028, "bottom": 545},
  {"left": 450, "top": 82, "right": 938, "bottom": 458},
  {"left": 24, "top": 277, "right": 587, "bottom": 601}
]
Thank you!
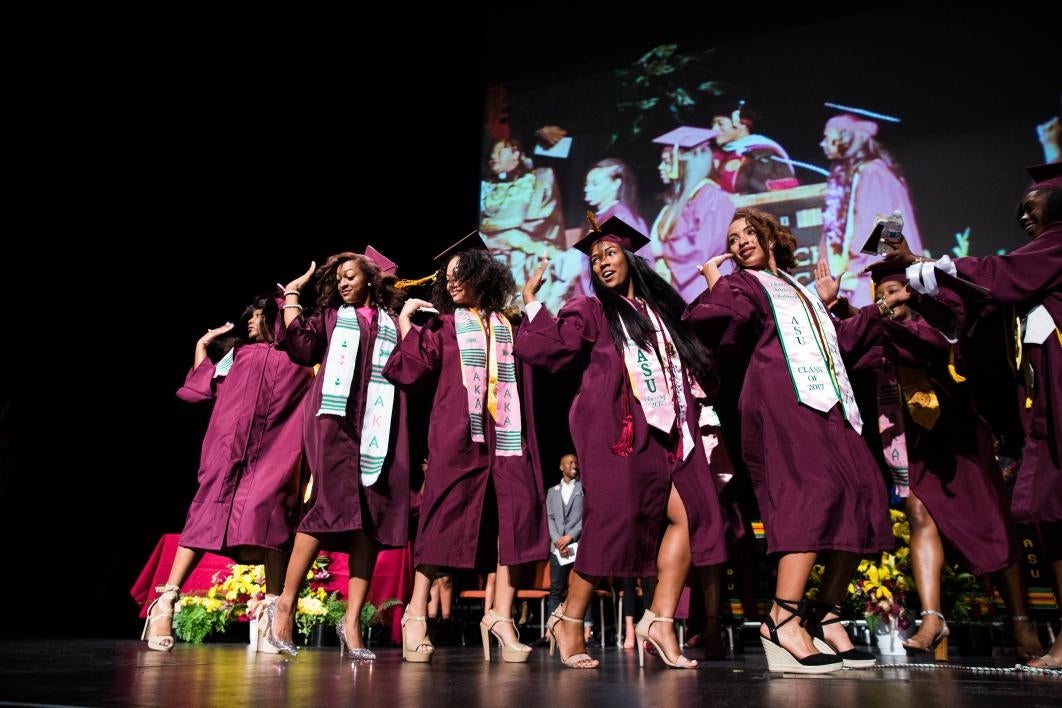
[
  {"left": 359, "top": 599, "right": 403, "bottom": 634},
  {"left": 939, "top": 564, "right": 994, "bottom": 623},
  {"left": 612, "top": 43, "right": 723, "bottom": 148},
  {"left": 173, "top": 602, "right": 230, "bottom": 643}
]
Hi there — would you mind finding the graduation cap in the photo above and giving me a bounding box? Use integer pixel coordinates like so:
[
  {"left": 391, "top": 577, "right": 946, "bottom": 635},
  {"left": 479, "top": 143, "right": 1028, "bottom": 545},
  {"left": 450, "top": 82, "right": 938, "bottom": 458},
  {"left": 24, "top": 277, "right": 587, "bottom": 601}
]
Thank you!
[
  {"left": 1026, "top": 161, "right": 1062, "bottom": 192},
  {"left": 364, "top": 244, "right": 397, "bottom": 276},
  {"left": 864, "top": 260, "right": 909, "bottom": 286},
  {"left": 573, "top": 212, "right": 650, "bottom": 256},
  {"left": 823, "top": 102, "right": 901, "bottom": 138},
  {"left": 432, "top": 230, "right": 490, "bottom": 268},
  {"left": 651, "top": 125, "right": 718, "bottom": 150}
]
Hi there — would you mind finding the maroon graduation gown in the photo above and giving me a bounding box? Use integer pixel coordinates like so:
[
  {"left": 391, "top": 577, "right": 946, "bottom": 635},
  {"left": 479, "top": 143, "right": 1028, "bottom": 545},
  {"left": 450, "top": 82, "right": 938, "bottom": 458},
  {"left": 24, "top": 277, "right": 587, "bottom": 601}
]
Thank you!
[
  {"left": 276, "top": 307, "right": 411, "bottom": 549},
  {"left": 515, "top": 296, "right": 728, "bottom": 577},
  {"left": 683, "top": 270, "right": 893, "bottom": 555},
  {"left": 177, "top": 342, "right": 312, "bottom": 555},
  {"left": 835, "top": 305, "right": 1018, "bottom": 574},
  {"left": 383, "top": 313, "right": 548, "bottom": 570},
  {"left": 952, "top": 224, "right": 1062, "bottom": 523}
]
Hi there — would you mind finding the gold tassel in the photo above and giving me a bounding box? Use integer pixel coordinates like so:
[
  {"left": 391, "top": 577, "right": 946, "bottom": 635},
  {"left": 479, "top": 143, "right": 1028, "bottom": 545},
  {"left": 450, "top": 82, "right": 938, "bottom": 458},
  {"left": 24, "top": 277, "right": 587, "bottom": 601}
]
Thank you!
[
  {"left": 586, "top": 210, "right": 600, "bottom": 233},
  {"left": 395, "top": 272, "right": 438, "bottom": 289},
  {"left": 668, "top": 144, "right": 680, "bottom": 182},
  {"left": 947, "top": 346, "right": 966, "bottom": 383}
]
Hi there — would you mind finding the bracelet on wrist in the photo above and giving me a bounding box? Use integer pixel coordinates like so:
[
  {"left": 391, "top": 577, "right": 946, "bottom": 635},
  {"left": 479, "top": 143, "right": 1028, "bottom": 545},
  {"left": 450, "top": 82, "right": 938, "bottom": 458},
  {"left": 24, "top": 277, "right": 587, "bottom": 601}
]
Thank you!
[
  {"left": 282, "top": 304, "right": 303, "bottom": 311},
  {"left": 283, "top": 290, "right": 301, "bottom": 297}
]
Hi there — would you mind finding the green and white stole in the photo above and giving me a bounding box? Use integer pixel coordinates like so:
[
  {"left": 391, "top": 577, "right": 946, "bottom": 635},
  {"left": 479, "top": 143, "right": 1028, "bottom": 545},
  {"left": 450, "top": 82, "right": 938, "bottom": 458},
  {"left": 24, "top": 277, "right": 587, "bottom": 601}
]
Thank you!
[
  {"left": 213, "top": 348, "right": 235, "bottom": 378},
  {"left": 455, "top": 307, "right": 522, "bottom": 456},
  {"left": 316, "top": 306, "right": 397, "bottom": 485},
  {"left": 750, "top": 269, "right": 863, "bottom": 434},
  {"left": 618, "top": 299, "right": 694, "bottom": 461}
]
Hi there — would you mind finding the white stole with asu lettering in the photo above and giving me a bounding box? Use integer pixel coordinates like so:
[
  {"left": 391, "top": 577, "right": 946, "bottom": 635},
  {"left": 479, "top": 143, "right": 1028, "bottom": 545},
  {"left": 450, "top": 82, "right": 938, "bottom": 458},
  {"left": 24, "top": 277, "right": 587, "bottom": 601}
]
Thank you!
[{"left": 751, "top": 269, "right": 863, "bottom": 434}]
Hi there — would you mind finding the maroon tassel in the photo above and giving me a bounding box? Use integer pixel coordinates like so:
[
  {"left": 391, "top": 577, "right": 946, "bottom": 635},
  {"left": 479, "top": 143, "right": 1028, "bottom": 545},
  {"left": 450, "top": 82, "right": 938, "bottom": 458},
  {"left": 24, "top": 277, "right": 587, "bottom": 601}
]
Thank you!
[
  {"left": 612, "top": 383, "right": 635, "bottom": 456},
  {"left": 611, "top": 414, "right": 635, "bottom": 456}
]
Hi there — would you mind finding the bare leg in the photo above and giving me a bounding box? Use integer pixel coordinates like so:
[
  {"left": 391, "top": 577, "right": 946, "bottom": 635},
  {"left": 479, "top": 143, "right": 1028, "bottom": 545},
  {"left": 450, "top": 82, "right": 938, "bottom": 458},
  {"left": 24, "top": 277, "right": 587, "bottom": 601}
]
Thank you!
[
  {"left": 903, "top": 494, "right": 946, "bottom": 647},
  {"left": 272, "top": 532, "right": 319, "bottom": 645},
  {"left": 427, "top": 578, "right": 440, "bottom": 620},
  {"left": 402, "top": 565, "right": 437, "bottom": 657},
  {"left": 995, "top": 561, "right": 1044, "bottom": 660},
  {"left": 148, "top": 546, "right": 204, "bottom": 638},
  {"left": 438, "top": 576, "right": 453, "bottom": 620},
  {"left": 645, "top": 484, "right": 695, "bottom": 664},
  {"left": 550, "top": 570, "right": 599, "bottom": 667},
  {"left": 263, "top": 549, "right": 289, "bottom": 601},
  {"left": 762, "top": 551, "right": 818, "bottom": 659},
  {"left": 816, "top": 550, "right": 861, "bottom": 652},
  {"left": 343, "top": 531, "right": 379, "bottom": 650},
  {"left": 483, "top": 563, "right": 528, "bottom": 654},
  {"left": 1028, "top": 530, "right": 1062, "bottom": 668}
]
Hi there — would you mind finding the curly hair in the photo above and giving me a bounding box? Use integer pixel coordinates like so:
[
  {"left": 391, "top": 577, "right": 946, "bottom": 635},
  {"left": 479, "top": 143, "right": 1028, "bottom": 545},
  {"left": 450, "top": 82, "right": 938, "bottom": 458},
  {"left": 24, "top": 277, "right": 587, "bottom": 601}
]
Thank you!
[
  {"left": 314, "top": 252, "right": 406, "bottom": 314},
  {"left": 730, "top": 207, "right": 798, "bottom": 271},
  {"left": 432, "top": 249, "right": 519, "bottom": 318},
  {"left": 590, "top": 249, "right": 719, "bottom": 396}
]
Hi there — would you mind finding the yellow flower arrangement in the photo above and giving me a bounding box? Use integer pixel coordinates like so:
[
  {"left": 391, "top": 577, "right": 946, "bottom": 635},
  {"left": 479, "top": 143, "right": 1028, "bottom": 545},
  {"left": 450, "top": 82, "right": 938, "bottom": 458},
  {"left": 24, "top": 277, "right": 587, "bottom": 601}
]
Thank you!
[
  {"left": 807, "top": 509, "right": 914, "bottom": 635},
  {"left": 848, "top": 510, "right": 914, "bottom": 634},
  {"left": 173, "top": 557, "right": 345, "bottom": 644}
]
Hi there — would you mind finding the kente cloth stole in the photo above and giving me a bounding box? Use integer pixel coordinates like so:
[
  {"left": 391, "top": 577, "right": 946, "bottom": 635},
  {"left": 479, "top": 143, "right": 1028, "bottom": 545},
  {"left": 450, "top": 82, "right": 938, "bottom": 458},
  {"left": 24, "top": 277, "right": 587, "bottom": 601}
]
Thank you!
[
  {"left": 618, "top": 301, "right": 694, "bottom": 461},
  {"left": 455, "top": 308, "right": 522, "bottom": 456},
  {"left": 213, "top": 348, "right": 234, "bottom": 378},
  {"left": 359, "top": 312, "right": 397, "bottom": 486},
  {"left": 751, "top": 269, "right": 863, "bottom": 434},
  {"left": 876, "top": 365, "right": 910, "bottom": 498},
  {"left": 316, "top": 307, "right": 397, "bottom": 486}
]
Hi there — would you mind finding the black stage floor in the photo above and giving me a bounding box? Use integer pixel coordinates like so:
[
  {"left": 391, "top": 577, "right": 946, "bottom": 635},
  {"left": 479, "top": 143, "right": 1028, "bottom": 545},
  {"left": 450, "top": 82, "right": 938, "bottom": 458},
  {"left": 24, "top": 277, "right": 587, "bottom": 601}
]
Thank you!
[{"left": 1, "top": 640, "right": 1059, "bottom": 707}]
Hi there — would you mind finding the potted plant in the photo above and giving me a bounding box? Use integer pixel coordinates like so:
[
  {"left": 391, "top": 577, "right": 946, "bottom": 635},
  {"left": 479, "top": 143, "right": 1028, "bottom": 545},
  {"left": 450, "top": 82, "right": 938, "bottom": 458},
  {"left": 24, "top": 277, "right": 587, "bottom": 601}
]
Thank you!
[
  {"left": 359, "top": 598, "right": 403, "bottom": 646},
  {"left": 939, "top": 563, "right": 996, "bottom": 656},
  {"left": 172, "top": 556, "right": 347, "bottom": 645},
  {"left": 173, "top": 563, "right": 263, "bottom": 643},
  {"left": 847, "top": 510, "right": 914, "bottom": 654}
]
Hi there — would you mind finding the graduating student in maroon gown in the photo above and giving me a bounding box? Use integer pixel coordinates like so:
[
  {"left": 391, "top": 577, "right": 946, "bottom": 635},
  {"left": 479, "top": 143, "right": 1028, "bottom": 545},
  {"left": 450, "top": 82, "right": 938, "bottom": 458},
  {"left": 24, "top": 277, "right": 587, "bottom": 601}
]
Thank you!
[
  {"left": 889, "top": 165, "right": 1061, "bottom": 668},
  {"left": 141, "top": 292, "right": 312, "bottom": 652},
  {"left": 515, "top": 215, "right": 728, "bottom": 669},
  {"left": 684, "top": 207, "right": 892, "bottom": 673},
  {"left": 819, "top": 260, "right": 1038, "bottom": 657},
  {"left": 383, "top": 232, "right": 548, "bottom": 664},
  {"left": 265, "top": 247, "right": 411, "bottom": 658}
]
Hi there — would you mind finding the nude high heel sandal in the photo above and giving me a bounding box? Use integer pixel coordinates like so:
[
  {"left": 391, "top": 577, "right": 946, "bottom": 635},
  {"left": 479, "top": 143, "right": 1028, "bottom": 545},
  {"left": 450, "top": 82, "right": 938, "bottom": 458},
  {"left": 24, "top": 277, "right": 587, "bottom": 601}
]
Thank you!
[
  {"left": 546, "top": 607, "right": 599, "bottom": 668},
  {"left": 634, "top": 610, "right": 698, "bottom": 669},
  {"left": 480, "top": 610, "right": 531, "bottom": 663},
  {"left": 902, "top": 609, "right": 949, "bottom": 660},
  {"left": 401, "top": 613, "right": 434, "bottom": 663},
  {"left": 141, "top": 584, "right": 181, "bottom": 652}
]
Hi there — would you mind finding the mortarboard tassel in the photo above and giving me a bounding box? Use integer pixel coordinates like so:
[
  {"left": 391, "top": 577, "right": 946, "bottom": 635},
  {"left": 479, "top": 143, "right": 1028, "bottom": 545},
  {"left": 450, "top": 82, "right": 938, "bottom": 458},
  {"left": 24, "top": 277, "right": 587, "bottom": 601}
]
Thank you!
[
  {"left": 610, "top": 384, "right": 634, "bottom": 457},
  {"left": 395, "top": 273, "right": 438, "bottom": 289},
  {"left": 586, "top": 210, "right": 600, "bottom": 234}
]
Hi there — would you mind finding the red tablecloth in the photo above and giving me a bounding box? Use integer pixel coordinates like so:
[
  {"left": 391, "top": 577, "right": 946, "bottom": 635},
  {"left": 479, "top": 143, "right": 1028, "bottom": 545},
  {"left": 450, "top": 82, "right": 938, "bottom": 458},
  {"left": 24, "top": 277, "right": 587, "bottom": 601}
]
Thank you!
[{"left": 130, "top": 534, "right": 412, "bottom": 643}]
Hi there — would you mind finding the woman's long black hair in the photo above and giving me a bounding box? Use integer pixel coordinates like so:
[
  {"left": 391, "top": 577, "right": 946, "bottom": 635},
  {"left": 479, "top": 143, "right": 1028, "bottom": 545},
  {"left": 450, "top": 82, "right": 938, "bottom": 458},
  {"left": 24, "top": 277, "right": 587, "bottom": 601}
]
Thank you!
[{"left": 590, "top": 249, "right": 718, "bottom": 395}]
